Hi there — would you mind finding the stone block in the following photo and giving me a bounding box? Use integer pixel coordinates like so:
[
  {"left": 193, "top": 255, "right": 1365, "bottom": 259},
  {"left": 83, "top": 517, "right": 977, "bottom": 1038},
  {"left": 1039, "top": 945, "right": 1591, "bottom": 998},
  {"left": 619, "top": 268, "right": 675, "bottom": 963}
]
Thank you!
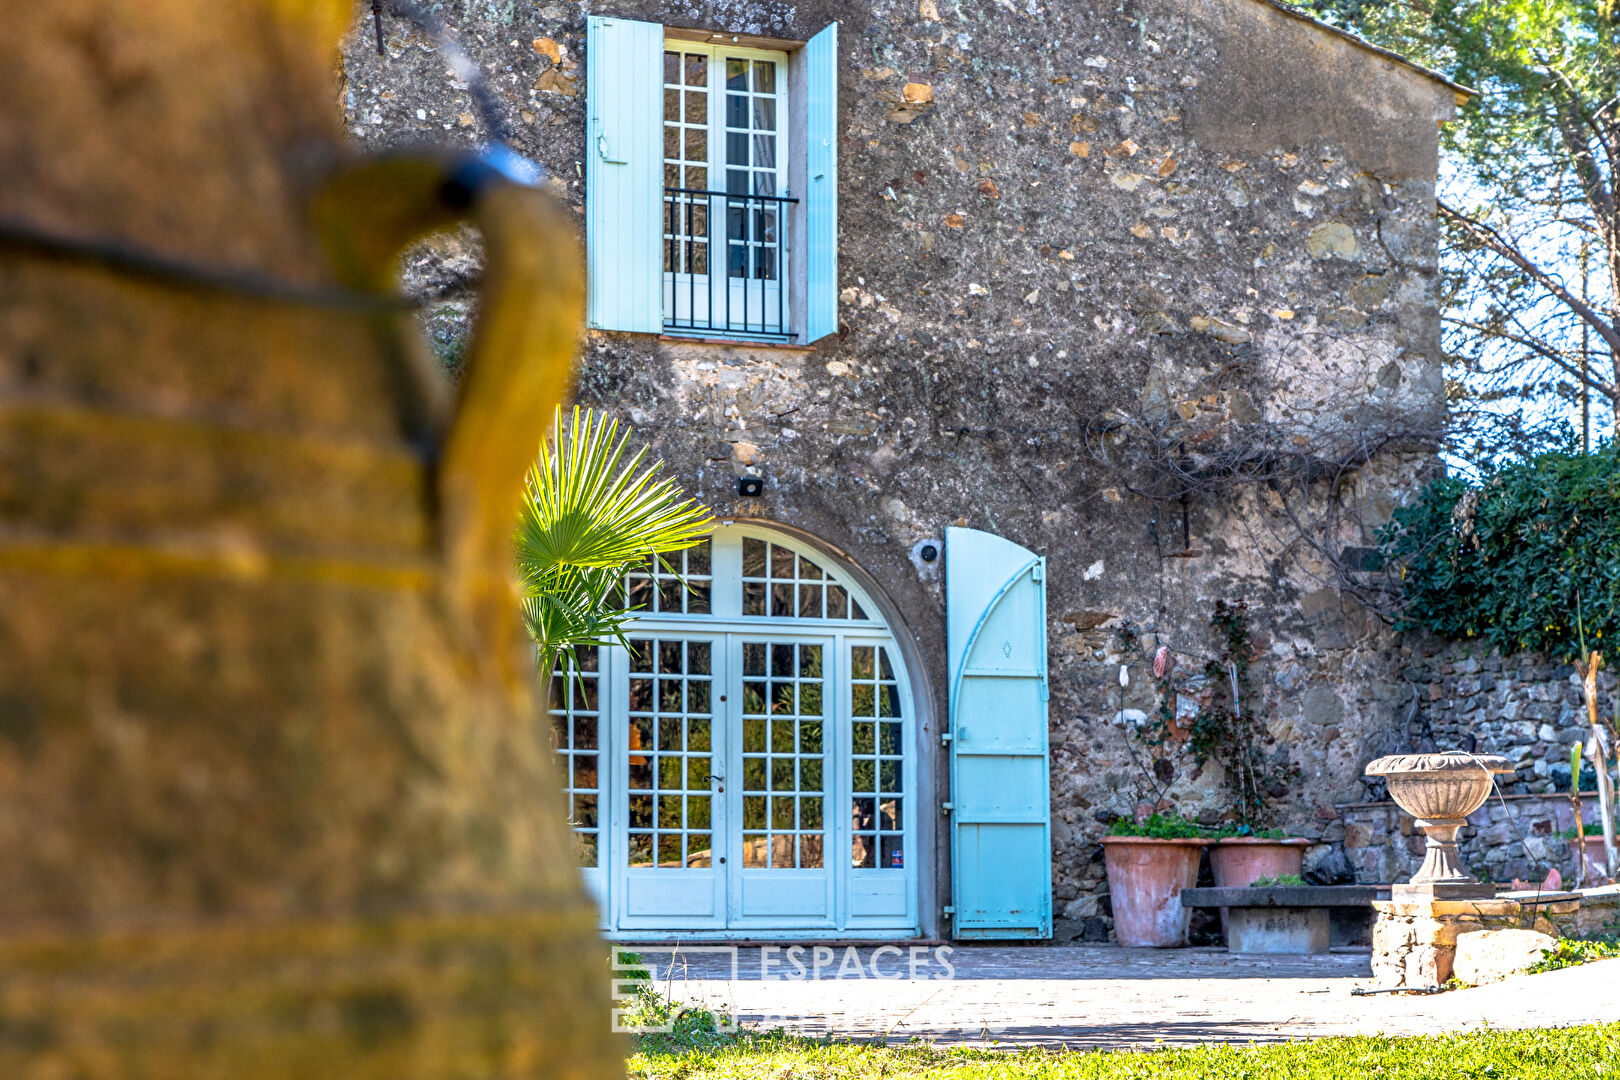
[
  {"left": 1226, "top": 907, "right": 1330, "bottom": 954},
  {"left": 1452, "top": 929, "right": 1556, "bottom": 985}
]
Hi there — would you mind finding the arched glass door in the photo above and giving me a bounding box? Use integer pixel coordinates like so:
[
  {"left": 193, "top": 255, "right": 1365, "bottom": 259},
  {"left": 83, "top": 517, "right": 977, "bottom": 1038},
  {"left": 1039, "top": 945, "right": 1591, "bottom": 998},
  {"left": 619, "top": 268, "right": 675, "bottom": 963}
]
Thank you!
[{"left": 547, "top": 525, "right": 918, "bottom": 936}]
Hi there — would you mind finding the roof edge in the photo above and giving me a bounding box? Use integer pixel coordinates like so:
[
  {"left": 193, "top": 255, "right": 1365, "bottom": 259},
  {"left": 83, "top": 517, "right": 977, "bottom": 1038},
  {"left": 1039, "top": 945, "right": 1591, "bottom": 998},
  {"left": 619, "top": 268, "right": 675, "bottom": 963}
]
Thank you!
[{"left": 1249, "top": 0, "right": 1476, "bottom": 103}]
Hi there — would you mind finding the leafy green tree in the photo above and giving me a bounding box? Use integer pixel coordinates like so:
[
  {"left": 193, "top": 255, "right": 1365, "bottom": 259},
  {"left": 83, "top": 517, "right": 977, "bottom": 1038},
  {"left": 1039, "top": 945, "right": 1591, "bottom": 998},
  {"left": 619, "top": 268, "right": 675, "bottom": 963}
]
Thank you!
[
  {"left": 1300, "top": 0, "right": 1618, "bottom": 460},
  {"left": 517, "top": 406, "right": 713, "bottom": 675},
  {"left": 1379, "top": 442, "right": 1620, "bottom": 656}
]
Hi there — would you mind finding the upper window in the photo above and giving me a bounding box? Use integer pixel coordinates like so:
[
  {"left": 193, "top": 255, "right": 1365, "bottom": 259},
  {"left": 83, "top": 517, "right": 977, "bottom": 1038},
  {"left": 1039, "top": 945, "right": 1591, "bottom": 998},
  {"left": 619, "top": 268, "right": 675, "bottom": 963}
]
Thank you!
[
  {"left": 662, "top": 44, "right": 790, "bottom": 338},
  {"left": 585, "top": 18, "right": 839, "bottom": 344}
]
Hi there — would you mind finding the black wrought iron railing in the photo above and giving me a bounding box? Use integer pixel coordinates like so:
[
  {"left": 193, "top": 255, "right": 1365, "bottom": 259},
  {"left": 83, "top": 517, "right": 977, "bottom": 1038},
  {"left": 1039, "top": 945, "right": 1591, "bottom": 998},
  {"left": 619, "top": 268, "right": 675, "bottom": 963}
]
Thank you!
[{"left": 663, "top": 187, "right": 797, "bottom": 340}]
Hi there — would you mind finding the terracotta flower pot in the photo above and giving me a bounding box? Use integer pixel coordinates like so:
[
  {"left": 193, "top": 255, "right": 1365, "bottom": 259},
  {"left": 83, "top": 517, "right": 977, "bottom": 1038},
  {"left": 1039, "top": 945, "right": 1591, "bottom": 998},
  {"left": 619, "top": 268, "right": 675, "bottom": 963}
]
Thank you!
[
  {"left": 1209, "top": 836, "right": 1310, "bottom": 939},
  {"left": 1102, "top": 837, "right": 1210, "bottom": 947},
  {"left": 1211, "top": 836, "right": 1310, "bottom": 886}
]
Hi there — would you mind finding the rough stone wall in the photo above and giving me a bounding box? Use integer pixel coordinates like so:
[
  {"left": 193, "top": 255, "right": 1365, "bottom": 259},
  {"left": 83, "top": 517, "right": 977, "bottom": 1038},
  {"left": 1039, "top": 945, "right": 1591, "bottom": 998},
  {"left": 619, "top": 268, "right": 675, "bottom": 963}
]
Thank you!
[
  {"left": 1401, "top": 638, "right": 1620, "bottom": 797},
  {"left": 338, "top": 0, "right": 1457, "bottom": 939},
  {"left": 1341, "top": 795, "right": 1593, "bottom": 888}
]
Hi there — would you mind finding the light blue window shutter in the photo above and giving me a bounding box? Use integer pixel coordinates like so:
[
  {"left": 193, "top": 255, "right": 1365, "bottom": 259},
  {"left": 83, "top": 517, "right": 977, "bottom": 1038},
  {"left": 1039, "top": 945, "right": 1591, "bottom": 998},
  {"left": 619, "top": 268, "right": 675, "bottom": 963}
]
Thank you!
[
  {"left": 585, "top": 15, "right": 663, "bottom": 333},
  {"left": 804, "top": 23, "right": 838, "bottom": 342},
  {"left": 946, "top": 526, "right": 1052, "bottom": 939}
]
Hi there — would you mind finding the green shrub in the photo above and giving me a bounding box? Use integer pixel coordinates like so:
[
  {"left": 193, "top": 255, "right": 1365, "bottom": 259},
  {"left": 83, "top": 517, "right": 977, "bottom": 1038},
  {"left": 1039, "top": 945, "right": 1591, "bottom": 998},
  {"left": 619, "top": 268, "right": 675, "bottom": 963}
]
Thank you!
[
  {"left": 1379, "top": 446, "right": 1620, "bottom": 658},
  {"left": 1526, "top": 937, "right": 1620, "bottom": 974},
  {"left": 1106, "top": 813, "right": 1207, "bottom": 839}
]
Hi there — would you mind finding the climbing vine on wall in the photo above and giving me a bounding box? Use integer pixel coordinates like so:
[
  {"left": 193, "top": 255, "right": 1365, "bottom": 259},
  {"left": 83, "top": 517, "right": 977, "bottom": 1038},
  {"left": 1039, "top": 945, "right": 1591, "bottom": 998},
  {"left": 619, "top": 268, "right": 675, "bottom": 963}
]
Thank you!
[{"left": 1136, "top": 601, "right": 1295, "bottom": 825}]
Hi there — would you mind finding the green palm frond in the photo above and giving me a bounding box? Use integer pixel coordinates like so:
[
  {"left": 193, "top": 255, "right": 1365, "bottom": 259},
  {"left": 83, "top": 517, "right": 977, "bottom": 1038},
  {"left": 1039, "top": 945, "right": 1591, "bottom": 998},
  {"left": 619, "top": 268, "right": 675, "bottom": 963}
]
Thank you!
[{"left": 517, "top": 406, "right": 714, "bottom": 672}]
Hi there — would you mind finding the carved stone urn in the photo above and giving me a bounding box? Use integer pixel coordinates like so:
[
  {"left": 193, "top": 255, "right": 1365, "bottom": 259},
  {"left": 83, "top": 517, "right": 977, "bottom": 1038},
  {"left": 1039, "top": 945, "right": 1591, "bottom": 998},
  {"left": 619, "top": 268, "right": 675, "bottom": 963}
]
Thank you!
[{"left": 1365, "top": 751, "right": 1515, "bottom": 899}]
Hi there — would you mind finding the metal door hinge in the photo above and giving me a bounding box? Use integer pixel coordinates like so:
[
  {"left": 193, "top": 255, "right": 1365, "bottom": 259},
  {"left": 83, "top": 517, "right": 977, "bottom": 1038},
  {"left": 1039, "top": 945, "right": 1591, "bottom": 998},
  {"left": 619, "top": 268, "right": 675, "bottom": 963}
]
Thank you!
[
  {"left": 940, "top": 802, "right": 954, "bottom": 814},
  {"left": 943, "top": 905, "right": 956, "bottom": 917},
  {"left": 940, "top": 730, "right": 953, "bottom": 745}
]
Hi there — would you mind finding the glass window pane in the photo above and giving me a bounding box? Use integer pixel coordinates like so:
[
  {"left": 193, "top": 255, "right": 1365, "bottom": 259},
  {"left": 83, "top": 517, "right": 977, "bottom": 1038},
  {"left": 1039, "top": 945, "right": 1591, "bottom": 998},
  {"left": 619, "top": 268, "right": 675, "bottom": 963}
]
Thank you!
[
  {"left": 826, "top": 586, "right": 849, "bottom": 620},
  {"left": 770, "top": 582, "right": 794, "bottom": 616},
  {"left": 659, "top": 833, "right": 682, "bottom": 866},
  {"left": 853, "top": 798, "right": 876, "bottom": 831},
  {"left": 801, "top": 796, "right": 823, "bottom": 829},
  {"left": 744, "top": 796, "right": 767, "bottom": 829},
  {"left": 628, "top": 832, "right": 653, "bottom": 867},
  {"left": 771, "top": 546, "right": 795, "bottom": 578},
  {"left": 799, "top": 834, "right": 823, "bottom": 868},
  {"left": 798, "top": 584, "right": 822, "bottom": 619},
  {"left": 771, "top": 716, "right": 794, "bottom": 751},
  {"left": 852, "top": 598, "right": 870, "bottom": 620},
  {"left": 685, "top": 53, "right": 707, "bottom": 86},
  {"left": 629, "top": 794, "right": 653, "bottom": 828},
  {"left": 573, "top": 793, "right": 597, "bottom": 828},
  {"left": 686, "top": 833, "right": 711, "bottom": 866},
  {"left": 772, "top": 796, "right": 794, "bottom": 829},
  {"left": 658, "top": 753, "right": 681, "bottom": 787},
  {"left": 881, "top": 760, "right": 901, "bottom": 793},
  {"left": 664, "top": 125, "right": 679, "bottom": 160},
  {"left": 752, "top": 96, "right": 776, "bottom": 131},
  {"left": 752, "top": 134, "right": 776, "bottom": 172},
  {"left": 664, "top": 51, "right": 680, "bottom": 84},
  {"left": 800, "top": 758, "right": 822, "bottom": 790},
  {"left": 726, "top": 58, "right": 748, "bottom": 89},
  {"left": 688, "top": 640, "right": 710, "bottom": 675},
  {"left": 574, "top": 832, "right": 598, "bottom": 868},
  {"left": 685, "top": 90, "right": 706, "bottom": 123},
  {"left": 799, "top": 720, "right": 822, "bottom": 754},
  {"left": 574, "top": 715, "right": 597, "bottom": 750},
  {"left": 880, "top": 721, "right": 902, "bottom": 755},
  {"left": 690, "top": 717, "right": 712, "bottom": 751},
  {"left": 753, "top": 60, "right": 775, "bottom": 93},
  {"left": 743, "top": 642, "right": 766, "bottom": 675},
  {"left": 771, "top": 644, "right": 795, "bottom": 677},
  {"left": 743, "top": 756, "right": 767, "bottom": 789},
  {"left": 664, "top": 88, "right": 680, "bottom": 122},
  {"left": 743, "top": 835, "right": 768, "bottom": 867},
  {"left": 881, "top": 835, "right": 904, "bottom": 869},
  {"left": 853, "top": 835, "right": 875, "bottom": 869},
  {"left": 853, "top": 722, "right": 875, "bottom": 756},
  {"left": 743, "top": 580, "right": 767, "bottom": 615},
  {"left": 880, "top": 798, "right": 901, "bottom": 831},
  {"left": 771, "top": 759, "right": 795, "bottom": 790},
  {"left": 689, "top": 540, "right": 711, "bottom": 575},
  {"left": 629, "top": 641, "right": 654, "bottom": 673},
  {"left": 743, "top": 719, "right": 765, "bottom": 753},
  {"left": 686, "top": 127, "right": 707, "bottom": 162},
  {"left": 726, "top": 93, "right": 748, "bottom": 129},
  {"left": 574, "top": 754, "right": 598, "bottom": 789},
  {"left": 743, "top": 537, "right": 767, "bottom": 577},
  {"left": 658, "top": 793, "right": 682, "bottom": 827}
]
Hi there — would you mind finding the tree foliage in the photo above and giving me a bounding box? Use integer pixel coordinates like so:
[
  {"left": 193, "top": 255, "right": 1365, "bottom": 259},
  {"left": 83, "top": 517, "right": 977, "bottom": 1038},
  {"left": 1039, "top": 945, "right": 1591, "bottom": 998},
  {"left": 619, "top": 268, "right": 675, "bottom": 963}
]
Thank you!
[
  {"left": 1379, "top": 442, "right": 1620, "bottom": 657},
  {"left": 1299, "top": 0, "right": 1619, "bottom": 464},
  {"left": 516, "top": 406, "right": 713, "bottom": 674}
]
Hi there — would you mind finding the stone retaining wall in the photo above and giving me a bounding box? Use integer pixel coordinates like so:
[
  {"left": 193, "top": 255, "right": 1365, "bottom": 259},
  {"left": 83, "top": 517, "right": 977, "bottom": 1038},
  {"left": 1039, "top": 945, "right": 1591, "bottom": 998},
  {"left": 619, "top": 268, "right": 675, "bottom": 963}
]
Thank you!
[
  {"left": 1340, "top": 794, "right": 1594, "bottom": 887},
  {"left": 1400, "top": 638, "right": 1620, "bottom": 797}
]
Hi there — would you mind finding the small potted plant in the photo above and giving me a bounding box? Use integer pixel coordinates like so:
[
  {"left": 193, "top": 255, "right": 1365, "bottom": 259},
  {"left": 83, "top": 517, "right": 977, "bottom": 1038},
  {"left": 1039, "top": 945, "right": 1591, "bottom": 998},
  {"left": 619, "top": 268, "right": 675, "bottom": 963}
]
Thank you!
[{"left": 1101, "top": 813, "right": 1212, "bottom": 947}]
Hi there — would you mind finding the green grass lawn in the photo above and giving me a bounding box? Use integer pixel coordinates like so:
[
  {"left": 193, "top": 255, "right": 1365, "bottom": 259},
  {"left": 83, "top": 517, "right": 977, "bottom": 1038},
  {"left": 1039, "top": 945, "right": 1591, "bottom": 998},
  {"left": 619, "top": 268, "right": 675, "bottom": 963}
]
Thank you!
[{"left": 629, "top": 1023, "right": 1620, "bottom": 1079}]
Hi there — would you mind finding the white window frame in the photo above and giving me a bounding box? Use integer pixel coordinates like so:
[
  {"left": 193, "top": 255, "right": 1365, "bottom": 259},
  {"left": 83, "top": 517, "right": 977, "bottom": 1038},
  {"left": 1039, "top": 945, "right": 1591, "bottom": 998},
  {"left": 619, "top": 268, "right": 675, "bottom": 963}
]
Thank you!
[{"left": 661, "top": 41, "right": 794, "bottom": 340}]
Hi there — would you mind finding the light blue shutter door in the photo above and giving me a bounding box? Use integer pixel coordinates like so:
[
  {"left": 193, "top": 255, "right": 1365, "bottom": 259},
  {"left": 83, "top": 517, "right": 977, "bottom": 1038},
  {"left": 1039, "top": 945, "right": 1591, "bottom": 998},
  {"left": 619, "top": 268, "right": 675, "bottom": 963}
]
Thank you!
[
  {"left": 804, "top": 23, "right": 838, "bottom": 342},
  {"left": 946, "top": 526, "right": 1052, "bottom": 939},
  {"left": 585, "top": 15, "right": 663, "bottom": 333}
]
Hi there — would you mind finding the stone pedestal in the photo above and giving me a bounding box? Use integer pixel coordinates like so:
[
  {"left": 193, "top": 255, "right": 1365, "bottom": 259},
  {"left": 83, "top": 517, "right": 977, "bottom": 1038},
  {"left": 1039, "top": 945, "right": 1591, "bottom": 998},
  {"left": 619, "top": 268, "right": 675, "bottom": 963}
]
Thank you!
[{"left": 1371, "top": 898, "right": 1523, "bottom": 989}]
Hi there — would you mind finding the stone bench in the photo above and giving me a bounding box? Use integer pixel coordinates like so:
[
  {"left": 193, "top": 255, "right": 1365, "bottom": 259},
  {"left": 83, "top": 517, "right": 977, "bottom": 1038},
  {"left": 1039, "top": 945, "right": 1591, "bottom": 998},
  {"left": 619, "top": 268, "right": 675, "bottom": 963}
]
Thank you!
[{"left": 1181, "top": 885, "right": 1391, "bottom": 954}]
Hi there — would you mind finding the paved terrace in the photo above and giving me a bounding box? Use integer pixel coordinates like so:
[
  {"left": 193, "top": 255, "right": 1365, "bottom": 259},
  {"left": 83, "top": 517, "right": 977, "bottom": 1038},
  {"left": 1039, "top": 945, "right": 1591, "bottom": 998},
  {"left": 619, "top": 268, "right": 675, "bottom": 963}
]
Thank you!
[{"left": 626, "top": 945, "right": 1620, "bottom": 1049}]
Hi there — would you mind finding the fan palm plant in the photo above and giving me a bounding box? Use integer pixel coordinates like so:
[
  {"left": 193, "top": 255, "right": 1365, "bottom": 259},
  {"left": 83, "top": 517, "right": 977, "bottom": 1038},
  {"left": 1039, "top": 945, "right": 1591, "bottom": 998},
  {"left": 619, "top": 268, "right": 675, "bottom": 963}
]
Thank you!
[{"left": 516, "top": 406, "right": 714, "bottom": 677}]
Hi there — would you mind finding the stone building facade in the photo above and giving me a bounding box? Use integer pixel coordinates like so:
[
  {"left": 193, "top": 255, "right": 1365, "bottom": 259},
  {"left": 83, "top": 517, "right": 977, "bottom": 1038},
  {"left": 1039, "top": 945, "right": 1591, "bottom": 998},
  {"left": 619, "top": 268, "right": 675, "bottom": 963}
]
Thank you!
[{"left": 340, "top": 0, "right": 1461, "bottom": 939}]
